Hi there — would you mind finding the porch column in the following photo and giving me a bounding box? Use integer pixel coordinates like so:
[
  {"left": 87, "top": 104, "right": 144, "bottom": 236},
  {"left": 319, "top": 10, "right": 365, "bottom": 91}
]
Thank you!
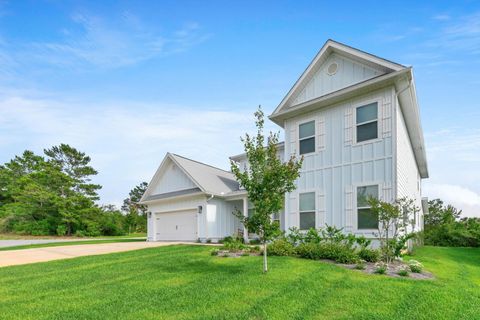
[{"left": 243, "top": 197, "right": 249, "bottom": 243}]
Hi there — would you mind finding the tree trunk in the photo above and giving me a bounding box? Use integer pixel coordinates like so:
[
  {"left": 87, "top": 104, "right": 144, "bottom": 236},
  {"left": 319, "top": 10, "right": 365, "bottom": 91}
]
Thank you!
[{"left": 263, "top": 241, "right": 268, "bottom": 273}]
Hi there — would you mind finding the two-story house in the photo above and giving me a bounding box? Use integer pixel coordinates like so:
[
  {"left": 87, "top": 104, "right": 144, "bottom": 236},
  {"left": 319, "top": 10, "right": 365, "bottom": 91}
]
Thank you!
[{"left": 139, "top": 39, "right": 428, "bottom": 242}]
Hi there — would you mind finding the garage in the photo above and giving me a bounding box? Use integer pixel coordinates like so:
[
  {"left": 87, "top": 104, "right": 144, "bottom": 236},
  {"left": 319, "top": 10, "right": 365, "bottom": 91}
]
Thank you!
[{"left": 155, "top": 210, "right": 198, "bottom": 241}]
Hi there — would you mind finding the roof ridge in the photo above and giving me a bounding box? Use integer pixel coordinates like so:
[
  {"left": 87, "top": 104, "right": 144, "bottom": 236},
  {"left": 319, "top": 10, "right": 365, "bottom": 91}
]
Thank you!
[
  {"left": 327, "top": 39, "right": 407, "bottom": 68},
  {"left": 170, "top": 153, "right": 234, "bottom": 176}
]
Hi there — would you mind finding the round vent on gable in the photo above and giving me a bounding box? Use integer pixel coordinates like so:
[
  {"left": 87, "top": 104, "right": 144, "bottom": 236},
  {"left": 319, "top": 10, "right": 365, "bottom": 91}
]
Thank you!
[{"left": 327, "top": 62, "right": 338, "bottom": 76}]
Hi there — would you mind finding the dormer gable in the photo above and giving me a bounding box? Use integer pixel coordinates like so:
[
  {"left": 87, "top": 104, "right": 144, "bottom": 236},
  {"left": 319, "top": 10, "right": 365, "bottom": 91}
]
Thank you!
[{"left": 270, "top": 39, "right": 405, "bottom": 120}]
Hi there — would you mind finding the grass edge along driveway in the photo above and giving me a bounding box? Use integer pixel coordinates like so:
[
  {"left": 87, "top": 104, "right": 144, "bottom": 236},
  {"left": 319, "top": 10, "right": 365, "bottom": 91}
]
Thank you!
[{"left": 0, "top": 245, "right": 478, "bottom": 320}]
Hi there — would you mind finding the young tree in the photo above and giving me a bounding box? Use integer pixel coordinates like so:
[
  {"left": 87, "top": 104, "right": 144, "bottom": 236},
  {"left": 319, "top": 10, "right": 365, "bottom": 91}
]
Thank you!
[
  {"left": 122, "top": 182, "right": 148, "bottom": 233},
  {"left": 368, "top": 197, "right": 419, "bottom": 263},
  {"left": 231, "top": 107, "right": 302, "bottom": 273}
]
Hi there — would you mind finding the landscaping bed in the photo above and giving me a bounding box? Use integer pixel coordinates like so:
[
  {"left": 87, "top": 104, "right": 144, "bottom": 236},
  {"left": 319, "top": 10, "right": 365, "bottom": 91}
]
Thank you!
[{"left": 213, "top": 226, "right": 432, "bottom": 279}]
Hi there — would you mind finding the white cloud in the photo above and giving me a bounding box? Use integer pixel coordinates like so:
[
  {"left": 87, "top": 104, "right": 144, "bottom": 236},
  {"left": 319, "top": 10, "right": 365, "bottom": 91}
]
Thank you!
[
  {"left": 423, "top": 183, "right": 480, "bottom": 218},
  {"left": 24, "top": 12, "right": 209, "bottom": 69},
  {"left": 0, "top": 94, "right": 278, "bottom": 206},
  {"left": 423, "top": 126, "right": 480, "bottom": 218}
]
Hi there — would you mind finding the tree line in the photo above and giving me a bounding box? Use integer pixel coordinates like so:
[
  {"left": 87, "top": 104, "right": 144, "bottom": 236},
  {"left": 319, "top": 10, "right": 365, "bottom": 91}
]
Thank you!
[
  {"left": 0, "top": 144, "right": 148, "bottom": 237},
  {"left": 424, "top": 199, "right": 480, "bottom": 247}
]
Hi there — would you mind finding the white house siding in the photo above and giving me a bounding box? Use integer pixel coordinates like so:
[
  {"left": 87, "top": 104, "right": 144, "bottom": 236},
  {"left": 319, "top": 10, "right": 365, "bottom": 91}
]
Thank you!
[
  {"left": 284, "top": 86, "right": 395, "bottom": 236},
  {"left": 152, "top": 160, "right": 197, "bottom": 195},
  {"left": 395, "top": 99, "right": 423, "bottom": 231},
  {"left": 146, "top": 195, "right": 206, "bottom": 241},
  {"left": 205, "top": 198, "right": 242, "bottom": 241},
  {"left": 292, "top": 53, "right": 385, "bottom": 106}
]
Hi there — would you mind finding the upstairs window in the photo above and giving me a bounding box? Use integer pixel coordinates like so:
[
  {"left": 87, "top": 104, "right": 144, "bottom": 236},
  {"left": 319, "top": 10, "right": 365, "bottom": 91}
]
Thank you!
[
  {"left": 299, "top": 121, "right": 315, "bottom": 154},
  {"left": 357, "top": 185, "right": 379, "bottom": 229},
  {"left": 299, "top": 192, "right": 315, "bottom": 230},
  {"left": 356, "top": 102, "right": 378, "bottom": 143}
]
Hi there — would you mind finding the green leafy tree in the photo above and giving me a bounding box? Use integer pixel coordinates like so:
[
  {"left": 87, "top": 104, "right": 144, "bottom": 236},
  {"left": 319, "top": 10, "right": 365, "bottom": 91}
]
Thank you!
[
  {"left": 44, "top": 144, "right": 101, "bottom": 200},
  {"left": 122, "top": 182, "right": 148, "bottom": 233},
  {"left": 368, "top": 197, "right": 418, "bottom": 263},
  {"left": 231, "top": 107, "right": 302, "bottom": 273},
  {"left": 425, "top": 199, "right": 462, "bottom": 227}
]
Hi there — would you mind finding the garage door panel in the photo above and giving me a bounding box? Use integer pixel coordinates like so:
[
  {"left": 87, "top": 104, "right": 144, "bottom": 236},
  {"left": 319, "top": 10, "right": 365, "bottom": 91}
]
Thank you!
[{"left": 156, "top": 210, "right": 197, "bottom": 241}]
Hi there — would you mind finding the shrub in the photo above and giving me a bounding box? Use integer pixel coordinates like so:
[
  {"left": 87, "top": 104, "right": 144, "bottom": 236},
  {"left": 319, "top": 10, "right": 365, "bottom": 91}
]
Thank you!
[
  {"left": 220, "top": 236, "right": 234, "bottom": 244},
  {"left": 206, "top": 239, "right": 212, "bottom": 243},
  {"left": 354, "top": 260, "right": 366, "bottom": 270},
  {"left": 56, "top": 225, "right": 67, "bottom": 236},
  {"left": 398, "top": 267, "right": 409, "bottom": 277},
  {"left": 374, "top": 262, "right": 388, "bottom": 274},
  {"left": 268, "top": 239, "right": 295, "bottom": 256},
  {"left": 296, "top": 242, "right": 358, "bottom": 263},
  {"left": 248, "top": 239, "right": 261, "bottom": 245},
  {"left": 286, "top": 227, "right": 304, "bottom": 245},
  {"left": 304, "top": 228, "right": 322, "bottom": 244},
  {"left": 250, "top": 245, "right": 261, "bottom": 253},
  {"left": 321, "top": 224, "right": 346, "bottom": 243},
  {"left": 355, "top": 235, "right": 372, "bottom": 249},
  {"left": 408, "top": 260, "right": 423, "bottom": 273},
  {"left": 359, "top": 248, "right": 380, "bottom": 262},
  {"left": 222, "top": 237, "right": 247, "bottom": 252},
  {"left": 211, "top": 249, "right": 219, "bottom": 256}
]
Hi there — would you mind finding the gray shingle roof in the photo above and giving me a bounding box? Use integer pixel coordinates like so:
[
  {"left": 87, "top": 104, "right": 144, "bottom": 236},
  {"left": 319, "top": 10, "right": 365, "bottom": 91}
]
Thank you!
[{"left": 169, "top": 153, "right": 239, "bottom": 196}]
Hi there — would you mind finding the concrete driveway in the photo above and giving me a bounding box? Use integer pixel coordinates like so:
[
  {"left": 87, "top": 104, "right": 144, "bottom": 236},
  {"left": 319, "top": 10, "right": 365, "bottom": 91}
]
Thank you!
[
  {"left": 0, "top": 241, "right": 181, "bottom": 268},
  {"left": 0, "top": 239, "right": 86, "bottom": 248}
]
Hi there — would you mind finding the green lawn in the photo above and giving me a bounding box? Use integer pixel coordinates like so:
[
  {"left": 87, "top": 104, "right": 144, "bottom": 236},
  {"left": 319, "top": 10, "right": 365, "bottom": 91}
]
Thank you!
[
  {"left": 0, "top": 245, "right": 478, "bottom": 320},
  {"left": 0, "top": 238, "right": 146, "bottom": 251}
]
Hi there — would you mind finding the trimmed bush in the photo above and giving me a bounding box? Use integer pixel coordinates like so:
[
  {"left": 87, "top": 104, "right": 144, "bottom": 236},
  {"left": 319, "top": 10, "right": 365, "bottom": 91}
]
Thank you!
[
  {"left": 296, "top": 242, "right": 358, "bottom": 264},
  {"left": 359, "top": 248, "right": 380, "bottom": 262},
  {"left": 268, "top": 239, "right": 295, "bottom": 256}
]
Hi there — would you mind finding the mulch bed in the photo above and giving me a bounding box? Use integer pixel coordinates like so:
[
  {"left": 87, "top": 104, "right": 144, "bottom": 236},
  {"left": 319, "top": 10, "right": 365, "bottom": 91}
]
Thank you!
[
  {"left": 340, "top": 260, "right": 434, "bottom": 280},
  {"left": 215, "top": 249, "right": 434, "bottom": 280}
]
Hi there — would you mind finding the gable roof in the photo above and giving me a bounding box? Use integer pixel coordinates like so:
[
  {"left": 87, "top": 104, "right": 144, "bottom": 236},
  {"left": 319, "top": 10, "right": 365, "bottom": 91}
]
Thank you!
[
  {"left": 140, "top": 153, "right": 239, "bottom": 203},
  {"left": 269, "top": 39, "right": 428, "bottom": 179},
  {"left": 270, "top": 39, "right": 405, "bottom": 119}
]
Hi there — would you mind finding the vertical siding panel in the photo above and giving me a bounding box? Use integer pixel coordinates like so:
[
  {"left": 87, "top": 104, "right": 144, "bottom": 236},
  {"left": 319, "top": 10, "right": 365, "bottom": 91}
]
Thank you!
[
  {"left": 344, "top": 106, "right": 353, "bottom": 145},
  {"left": 345, "top": 185, "right": 354, "bottom": 232}
]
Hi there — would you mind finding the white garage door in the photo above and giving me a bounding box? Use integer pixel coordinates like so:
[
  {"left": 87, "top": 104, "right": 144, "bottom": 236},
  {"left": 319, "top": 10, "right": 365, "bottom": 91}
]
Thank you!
[{"left": 155, "top": 210, "right": 197, "bottom": 241}]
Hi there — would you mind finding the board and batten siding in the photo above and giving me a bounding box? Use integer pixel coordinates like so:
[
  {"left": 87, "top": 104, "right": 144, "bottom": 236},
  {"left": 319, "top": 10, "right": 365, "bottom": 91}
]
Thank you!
[
  {"left": 292, "top": 53, "right": 385, "bottom": 106},
  {"left": 205, "top": 198, "right": 242, "bottom": 240},
  {"left": 146, "top": 195, "right": 206, "bottom": 241},
  {"left": 285, "top": 86, "right": 395, "bottom": 235},
  {"left": 151, "top": 161, "right": 197, "bottom": 195},
  {"left": 395, "top": 98, "right": 423, "bottom": 231}
]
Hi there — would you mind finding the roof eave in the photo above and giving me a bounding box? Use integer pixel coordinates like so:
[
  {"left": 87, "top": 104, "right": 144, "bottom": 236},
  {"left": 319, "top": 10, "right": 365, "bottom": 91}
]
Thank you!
[{"left": 395, "top": 73, "right": 429, "bottom": 179}]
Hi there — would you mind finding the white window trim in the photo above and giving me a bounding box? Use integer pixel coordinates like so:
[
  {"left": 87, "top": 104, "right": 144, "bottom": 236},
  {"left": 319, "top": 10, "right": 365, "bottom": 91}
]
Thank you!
[
  {"left": 299, "top": 190, "right": 316, "bottom": 230},
  {"left": 353, "top": 98, "right": 381, "bottom": 146},
  {"left": 298, "top": 119, "right": 316, "bottom": 156},
  {"left": 354, "top": 183, "right": 381, "bottom": 234}
]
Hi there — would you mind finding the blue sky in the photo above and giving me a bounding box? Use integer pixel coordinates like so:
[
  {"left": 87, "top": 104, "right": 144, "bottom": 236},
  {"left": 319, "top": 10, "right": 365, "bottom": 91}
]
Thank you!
[{"left": 0, "top": 1, "right": 479, "bottom": 216}]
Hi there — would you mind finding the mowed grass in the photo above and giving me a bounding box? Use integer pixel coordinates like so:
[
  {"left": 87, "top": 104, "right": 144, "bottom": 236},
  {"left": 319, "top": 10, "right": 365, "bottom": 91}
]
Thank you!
[
  {"left": 0, "top": 245, "right": 478, "bottom": 320},
  {"left": 0, "top": 238, "right": 146, "bottom": 251}
]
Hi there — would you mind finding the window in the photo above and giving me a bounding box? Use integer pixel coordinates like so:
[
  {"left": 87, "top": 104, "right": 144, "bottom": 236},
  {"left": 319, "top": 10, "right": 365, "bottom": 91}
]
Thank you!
[
  {"left": 272, "top": 212, "right": 280, "bottom": 224},
  {"left": 299, "top": 121, "right": 315, "bottom": 154},
  {"left": 357, "top": 185, "right": 378, "bottom": 229},
  {"left": 299, "top": 192, "right": 315, "bottom": 230},
  {"left": 356, "top": 102, "right": 378, "bottom": 143}
]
